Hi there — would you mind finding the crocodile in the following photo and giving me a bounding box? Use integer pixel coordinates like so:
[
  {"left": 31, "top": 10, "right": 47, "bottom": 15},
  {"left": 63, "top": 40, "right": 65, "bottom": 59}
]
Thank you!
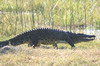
[{"left": 0, "top": 28, "right": 95, "bottom": 49}]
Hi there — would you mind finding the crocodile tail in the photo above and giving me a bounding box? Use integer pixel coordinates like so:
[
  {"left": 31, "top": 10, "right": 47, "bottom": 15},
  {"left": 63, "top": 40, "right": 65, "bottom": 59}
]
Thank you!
[{"left": 0, "top": 40, "right": 9, "bottom": 48}]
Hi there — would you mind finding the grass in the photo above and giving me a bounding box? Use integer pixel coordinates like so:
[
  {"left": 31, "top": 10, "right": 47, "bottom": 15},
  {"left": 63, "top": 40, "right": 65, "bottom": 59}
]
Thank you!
[
  {"left": 0, "top": 0, "right": 100, "bottom": 37},
  {"left": 0, "top": 0, "right": 100, "bottom": 65},
  {"left": 0, "top": 40, "right": 100, "bottom": 66}
]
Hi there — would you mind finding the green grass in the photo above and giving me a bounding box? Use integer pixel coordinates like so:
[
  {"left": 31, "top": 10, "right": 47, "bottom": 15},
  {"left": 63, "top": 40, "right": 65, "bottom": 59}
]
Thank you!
[
  {"left": 0, "top": 40, "right": 100, "bottom": 66},
  {"left": 0, "top": 0, "right": 100, "bottom": 37}
]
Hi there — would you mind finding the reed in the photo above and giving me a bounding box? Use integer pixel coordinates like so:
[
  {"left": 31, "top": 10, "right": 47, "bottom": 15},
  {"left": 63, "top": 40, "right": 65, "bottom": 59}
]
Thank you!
[{"left": 0, "top": 0, "right": 99, "bottom": 37}]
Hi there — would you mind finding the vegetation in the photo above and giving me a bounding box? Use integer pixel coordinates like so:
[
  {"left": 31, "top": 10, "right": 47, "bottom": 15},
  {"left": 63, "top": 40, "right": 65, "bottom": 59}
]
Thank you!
[
  {"left": 0, "top": 0, "right": 100, "bottom": 65},
  {"left": 0, "top": 0, "right": 100, "bottom": 37},
  {"left": 0, "top": 40, "right": 100, "bottom": 66}
]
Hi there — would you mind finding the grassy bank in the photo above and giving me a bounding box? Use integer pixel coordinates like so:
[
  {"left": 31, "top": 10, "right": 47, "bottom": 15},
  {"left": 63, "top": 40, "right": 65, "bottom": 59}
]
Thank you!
[{"left": 0, "top": 40, "right": 100, "bottom": 66}]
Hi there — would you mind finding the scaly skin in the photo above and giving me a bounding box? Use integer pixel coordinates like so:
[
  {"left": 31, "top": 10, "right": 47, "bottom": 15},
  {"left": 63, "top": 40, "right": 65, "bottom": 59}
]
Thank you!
[{"left": 0, "top": 28, "right": 95, "bottom": 49}]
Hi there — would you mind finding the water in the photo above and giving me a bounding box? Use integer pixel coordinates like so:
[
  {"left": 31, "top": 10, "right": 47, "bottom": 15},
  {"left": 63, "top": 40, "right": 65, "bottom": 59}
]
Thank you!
[{"left": 84, "top": 29, "right": 100, "bottom": 40}]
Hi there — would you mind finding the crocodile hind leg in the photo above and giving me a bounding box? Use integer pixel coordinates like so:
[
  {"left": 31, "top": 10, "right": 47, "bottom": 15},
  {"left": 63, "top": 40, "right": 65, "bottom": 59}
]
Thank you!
[
  {"left": 28, "top": 40, "right": 39, "bottom": 48},
  {"left": 53, "top": 43, "right": 58, "bottom": 49}
]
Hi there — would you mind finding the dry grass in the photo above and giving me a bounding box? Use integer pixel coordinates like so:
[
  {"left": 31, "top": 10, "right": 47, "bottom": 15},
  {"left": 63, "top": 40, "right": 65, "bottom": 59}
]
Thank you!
[{"left": 0, "top": 40, "right": 100, "bottom": 66}]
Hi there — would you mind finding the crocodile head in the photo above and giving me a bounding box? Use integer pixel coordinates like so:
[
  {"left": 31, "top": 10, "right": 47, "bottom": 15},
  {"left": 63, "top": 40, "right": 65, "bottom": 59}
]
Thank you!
[{"left": 71, "top": 33, "right": 96, "bottom": 43}]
